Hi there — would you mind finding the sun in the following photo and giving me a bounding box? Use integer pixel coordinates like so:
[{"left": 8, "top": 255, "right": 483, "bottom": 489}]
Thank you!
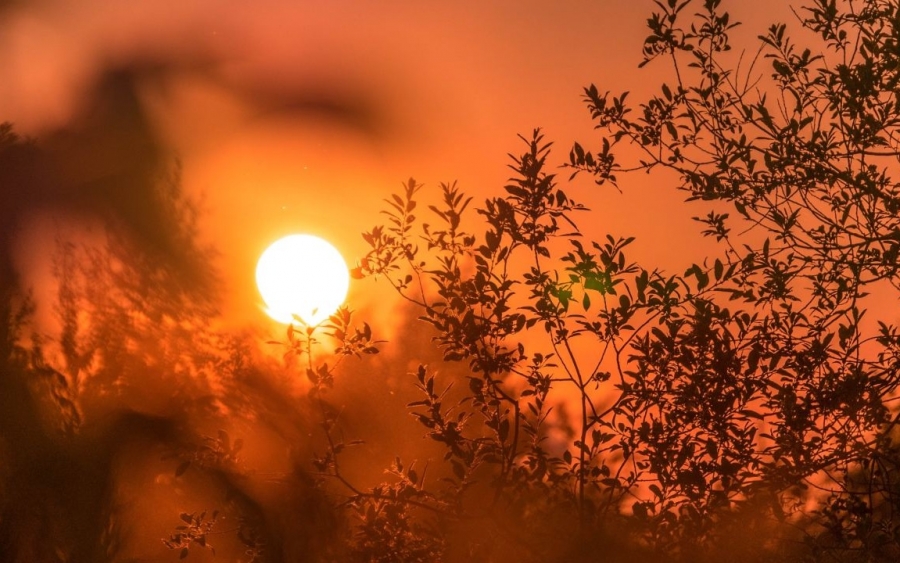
[{"left": 256, "top": 234, "right": 350, "bottom": 326}]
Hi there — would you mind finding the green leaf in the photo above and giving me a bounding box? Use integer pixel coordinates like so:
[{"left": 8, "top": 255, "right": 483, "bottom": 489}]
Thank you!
[{"left": 584, "top": 275, "right": 605, "bottom": 293}]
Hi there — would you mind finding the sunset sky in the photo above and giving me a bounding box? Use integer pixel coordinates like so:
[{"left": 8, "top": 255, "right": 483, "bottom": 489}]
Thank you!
[
  {"left": 0, "top": 0, "right": 797, "bottom": 334},
  {"left": 6, "top": 1, "right": 899, "bottom": 561}
]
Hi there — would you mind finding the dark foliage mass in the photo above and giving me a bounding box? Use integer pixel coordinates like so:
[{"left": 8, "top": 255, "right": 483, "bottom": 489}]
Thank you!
[{"left": 1, "top": 0, "right": 900, "bottom": 561}]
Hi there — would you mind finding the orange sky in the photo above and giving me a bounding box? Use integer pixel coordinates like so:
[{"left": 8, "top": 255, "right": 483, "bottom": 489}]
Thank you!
[
  {"left": 0, "top": 0, "right": 800, "bottom": 334},
  {"left": 6, "top": 4, "right": 893, "bottom": 559}
]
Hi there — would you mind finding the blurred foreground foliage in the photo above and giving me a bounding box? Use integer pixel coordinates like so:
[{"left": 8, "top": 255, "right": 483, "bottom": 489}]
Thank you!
[{"left": 2, "top": 0, "right": 900, "bottom": 561}]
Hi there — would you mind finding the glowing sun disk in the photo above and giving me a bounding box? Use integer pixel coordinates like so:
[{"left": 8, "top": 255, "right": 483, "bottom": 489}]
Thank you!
[{"left": 256, "top": 234, "right": 349, "bottom": 325}]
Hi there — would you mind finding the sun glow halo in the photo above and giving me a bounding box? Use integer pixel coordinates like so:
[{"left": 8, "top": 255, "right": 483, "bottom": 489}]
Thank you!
[{"left": 256, "top": 234, "right": 349, "bottom": 326}]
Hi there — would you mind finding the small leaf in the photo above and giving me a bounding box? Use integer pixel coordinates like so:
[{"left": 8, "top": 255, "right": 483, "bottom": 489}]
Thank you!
[{"left": 175, "top": 461, "right": 191, "bottom": 477}]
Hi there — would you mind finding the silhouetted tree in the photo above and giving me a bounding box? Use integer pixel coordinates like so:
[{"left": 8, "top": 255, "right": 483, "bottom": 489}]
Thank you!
[{"left": 344, "top": 0, "right": 900, "bottom": 560}]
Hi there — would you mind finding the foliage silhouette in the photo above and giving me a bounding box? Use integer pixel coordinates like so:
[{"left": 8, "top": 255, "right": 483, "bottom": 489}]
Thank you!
[{"left": 342, "top": 0, "right": 900, "bottom": 560}]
